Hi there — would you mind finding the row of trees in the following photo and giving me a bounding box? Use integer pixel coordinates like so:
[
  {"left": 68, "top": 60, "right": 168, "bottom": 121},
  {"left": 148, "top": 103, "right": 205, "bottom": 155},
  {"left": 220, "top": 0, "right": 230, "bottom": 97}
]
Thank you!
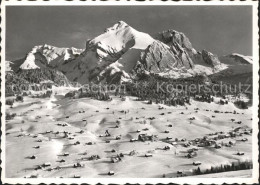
[
  {"left": 15, "top": 68, "right": 68, "bottom": 85},
  {"left": 123, "top": 75, "right": 215, "bottom": 106},
  {"left": 234, "top": 100, "right": 248, "bottom": 109},
  {"left": 121, "top": 73, "right": 251, "bottom": 108},
  {"left": 193, "top": 160, "right": 253, "bottom": 175},
  {"left": 5, "top": 68, "right": 70, "bottom": 96}
]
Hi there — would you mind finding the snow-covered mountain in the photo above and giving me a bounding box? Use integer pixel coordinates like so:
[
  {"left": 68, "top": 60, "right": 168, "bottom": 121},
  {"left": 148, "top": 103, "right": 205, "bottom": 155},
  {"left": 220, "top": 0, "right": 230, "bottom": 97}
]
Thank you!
[
  {"left": 10, "top": 44, "right": 84, "bottom": 72},
  {"left": 90, "top": 21, "right": 154, "bottom": 54},
  {"left": 7, "top": 21, "right": 252, "bottom": 85},
  {"left": 219, "top": 53, "right": 253, "bottom": 65}
]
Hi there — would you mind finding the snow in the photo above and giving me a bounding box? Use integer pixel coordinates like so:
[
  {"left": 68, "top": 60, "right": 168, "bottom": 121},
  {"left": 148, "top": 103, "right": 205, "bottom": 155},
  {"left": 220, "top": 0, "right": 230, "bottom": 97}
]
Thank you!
[
  {"left": 20, "top": 53, "right": 40, "bottom": 69},
  {"left": 5, "top": 94, "right": 252, "bottom": 178},
  {"left": 60, "top": 21, "right": 155, "bottom": 85},
  {"left": 231, "top": 53, "right": 253, "bottom": 64},
  {"left": 220, "top": 53, "right": 253, "bottom": 65},
  {"left": 191, "top": 169, "right": 252, "bottom": 178},
  {"left": 96, "top": 48, "right": 143, "bottom": 83},
  {"left": 18, "top": 44, "right": 84, "bottom": 70},
  {"left": 90, "top": 21, "right": 155, "bottom": 52},
  {"left": 155, "top": 63, "right": 228, "bottom": 79}
]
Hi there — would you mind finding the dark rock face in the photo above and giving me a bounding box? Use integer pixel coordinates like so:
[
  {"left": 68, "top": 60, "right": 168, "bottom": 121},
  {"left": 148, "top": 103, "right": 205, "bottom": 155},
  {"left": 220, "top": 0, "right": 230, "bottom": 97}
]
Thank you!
[
  {"left": 134, "top": 40, "right": 194, "bottom": 74},
  {"left": 157, "top": 30, "right": 194, "bottom": 51},
  {"left": 155, "top": 29, "right": 223, "bottom": 69},
  {"left": 86, "top": 40, "right": 126, "bottom": 63},
  {"left": 156, "top": 30, "right": 197, "bottom": 61},
  {"left": 201, "top": 50, "right": 221, "bottom": 67}
]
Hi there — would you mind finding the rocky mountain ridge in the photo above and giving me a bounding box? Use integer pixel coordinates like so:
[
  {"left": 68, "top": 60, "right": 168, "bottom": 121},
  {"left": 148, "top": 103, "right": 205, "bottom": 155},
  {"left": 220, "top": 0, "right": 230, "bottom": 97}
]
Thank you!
[{"left": 7, "top": 21, "right": 252, "bottom": 85}]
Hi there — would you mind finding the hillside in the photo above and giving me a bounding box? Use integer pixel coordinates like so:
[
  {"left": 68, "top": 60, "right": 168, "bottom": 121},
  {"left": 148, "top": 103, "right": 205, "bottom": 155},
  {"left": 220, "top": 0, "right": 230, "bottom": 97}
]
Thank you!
[
  {"left": 5, "top": 68, "right": 71, "bottom": 96},
  {"left": 5, "top": 89, "right": 253, "bottom": 178}
]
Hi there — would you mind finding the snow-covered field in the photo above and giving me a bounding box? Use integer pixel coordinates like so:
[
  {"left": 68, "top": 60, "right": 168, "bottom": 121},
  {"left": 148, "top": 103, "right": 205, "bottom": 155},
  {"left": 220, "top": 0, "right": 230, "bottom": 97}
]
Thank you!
[
  {"left": 191, "top": 169, "right": 252, "bottom": 178},
  {"left": 5, "top": 87, "right": 252, "bottom": 178}
]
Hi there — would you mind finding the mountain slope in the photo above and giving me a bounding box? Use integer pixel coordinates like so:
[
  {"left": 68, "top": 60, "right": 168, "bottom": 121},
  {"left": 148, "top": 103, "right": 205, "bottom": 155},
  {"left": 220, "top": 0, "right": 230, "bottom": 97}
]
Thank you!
[
  {"left": 90, "top": 21, "right": 154, "bottom": 54},
  {"left": 219, "top": 53, "right": 253, "bottom": 65},
  {"left": 11, "top": 45, "right": 84, "bottom": 71},
  {"left": 7, "top": 21, "right": 252, "bottom": 85}
]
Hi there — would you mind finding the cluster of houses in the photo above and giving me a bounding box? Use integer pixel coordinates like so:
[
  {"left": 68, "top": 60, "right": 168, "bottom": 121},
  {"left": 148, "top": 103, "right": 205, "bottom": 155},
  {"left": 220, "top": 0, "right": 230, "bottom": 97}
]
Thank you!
[{"left": 180, "top": 126, "right": 251, "bottom": 152}]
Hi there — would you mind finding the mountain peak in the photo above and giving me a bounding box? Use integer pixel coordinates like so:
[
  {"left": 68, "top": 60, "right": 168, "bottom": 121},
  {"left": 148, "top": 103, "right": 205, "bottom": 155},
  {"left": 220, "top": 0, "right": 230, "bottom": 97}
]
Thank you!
[
  {"left": 116, "top": 20, "right": 128, "bottom": 27},
  {"left": 104, "top": 21, "right": 129, "bottom": 33},
  {"left": 89, "top": 20, "right": 154, "bottom": 54}
]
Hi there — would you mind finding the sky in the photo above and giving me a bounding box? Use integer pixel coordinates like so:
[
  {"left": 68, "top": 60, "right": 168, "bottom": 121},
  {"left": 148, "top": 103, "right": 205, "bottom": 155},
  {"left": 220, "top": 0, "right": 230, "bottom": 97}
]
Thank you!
[{"left": 6, "top": 6, "right": 252, "bottom": 61}]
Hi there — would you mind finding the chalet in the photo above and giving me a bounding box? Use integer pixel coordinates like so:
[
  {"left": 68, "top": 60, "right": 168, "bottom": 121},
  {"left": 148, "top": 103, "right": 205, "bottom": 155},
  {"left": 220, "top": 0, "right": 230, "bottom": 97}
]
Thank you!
[
  {"left": 186, "top": 152, "right": 196, "bottom": 158},
  {"left": 108, "top": 171, "right": 115, "bottom": 175},
  {"left": 79, "top": 130, "right": 84, "bottom": 134},
  {"left": 138, "top": 134, "right": 158, "bottom": 142},
  {"left": 217, "top": 134, "right": 226, "bottom": 139},
  {"left": 111, "top": 156, "right": 121, "bottom": 163},
  {"left": 229, "top": 131, "right": 236, "bottom": 137},
  {"left": 241, "top": 138, "right": 248, "bottom": 142},
  {"left": 225, "top": 143, "right": 232, "bottom": 147},
  {"left": 198, "top": 140, "right": 216, "bottom": 147},
  {"left": 193, "top": 161, "right": 202, "bottom": 166},
  {"left": 42, "top": 162, "right": 51, "bottom": 167},
  {"left": 130, "top": 139, "right": 138, "bottom": 142},
  {"left": 29, "top": 155, "right": 36, "bottom": 159},
  {"left": 214, "top": 144, "right": 222, "bottom": 149},
  {"left": 145, "top": 154, "right": 153, "bottom": 157},
  {"left": 225, "top": 134, "right": 231, "bottom": 138},
  {"left": 187, "top": 148, "right": 198, "bottom": 153},
  {"left": 73, "top": 162, "right": 83, "bottom": 168},
  {"left": 89, "top": 155, "right": 100, "bottom": 160}
]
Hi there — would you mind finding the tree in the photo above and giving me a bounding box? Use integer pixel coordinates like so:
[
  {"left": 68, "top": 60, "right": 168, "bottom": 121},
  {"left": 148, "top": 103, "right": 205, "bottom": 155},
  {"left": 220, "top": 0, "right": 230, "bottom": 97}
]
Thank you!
[
  {"left": 194, "top": 167, "right": 201, "bottom": 175},
  {"left": 16, "top": 95, "right": 24, "bottom": 102},
  {"left": 6, "top": 99, "right": 14, "bottom": 106}
]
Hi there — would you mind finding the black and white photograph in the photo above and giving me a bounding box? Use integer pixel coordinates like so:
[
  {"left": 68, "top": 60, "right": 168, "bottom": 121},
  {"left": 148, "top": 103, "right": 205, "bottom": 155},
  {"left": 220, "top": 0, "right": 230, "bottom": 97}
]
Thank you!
[{"left": 1, "top": 1, "right": 259, "bottom": 184}]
